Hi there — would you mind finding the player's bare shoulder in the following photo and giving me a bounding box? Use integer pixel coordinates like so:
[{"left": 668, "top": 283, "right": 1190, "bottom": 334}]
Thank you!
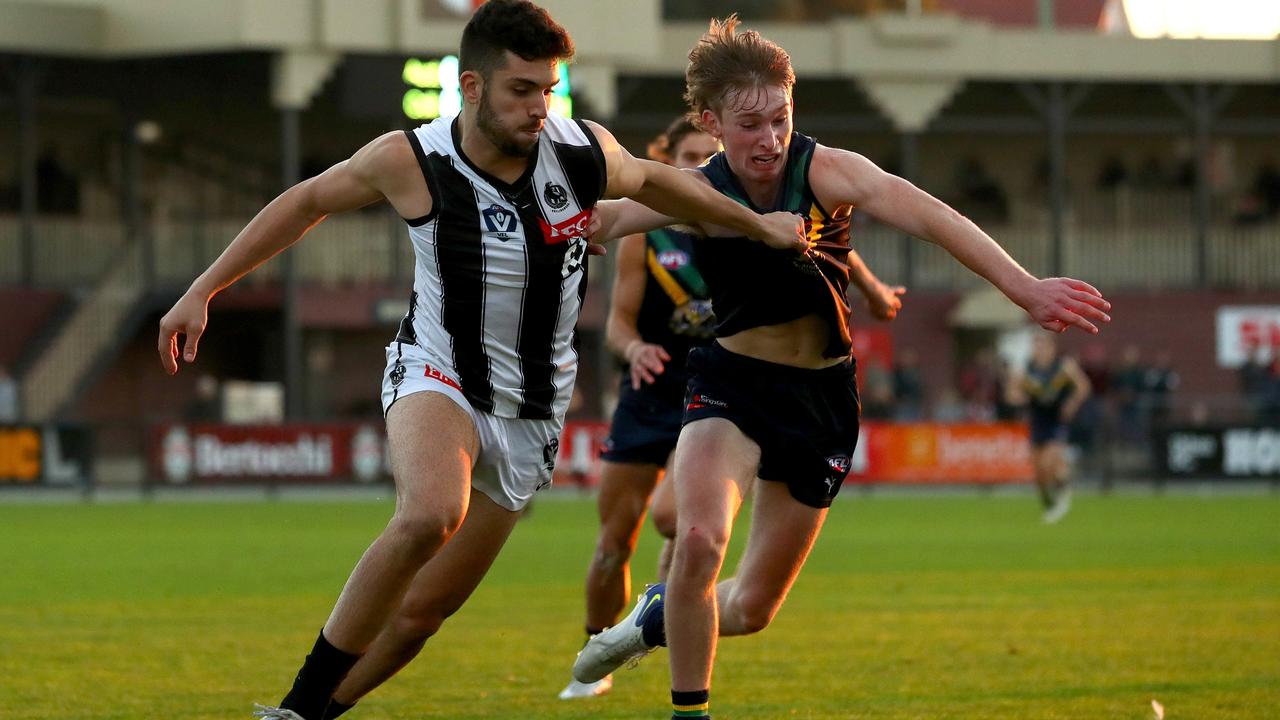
[
  {"left": 809, "top": 143, "right": 889, "bottom": 210},
  {"left": 352, "top": 131, "right": 432, "bottom": 219}
]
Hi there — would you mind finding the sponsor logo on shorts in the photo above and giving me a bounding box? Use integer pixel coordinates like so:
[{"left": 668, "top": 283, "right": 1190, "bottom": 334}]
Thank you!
[
  {"left": 685, "top": 393, "right": 727, "bottom": 411},
  {"left": 824, "top": 455, "right": 851, "bottom": 494},
  {"left": 424, "top": 364, "right": 461, "bottom": 391},
  {"left": 543, "top": 181, "right": 569, "bottom": 210}
]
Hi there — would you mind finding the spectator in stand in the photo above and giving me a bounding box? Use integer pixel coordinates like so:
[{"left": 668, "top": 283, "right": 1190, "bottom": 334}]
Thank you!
[
  {"left": 1262, "top": 355, "right": 1280, "bottom": 426},
  {"left": 0, "top": 364, "right": 18, "bottom": 423},
  {"left": 1111, "top": 345, "right": 1147, "bottom": 443},
  {"left": 994, "top": 357, "right": 1020, "bottom": 421},
  {"left": 860, "top": 358, "right": 896, "bottom": 420},
  {"left": 931, "top": 387, "right": 966, "bottom": 423},
  {"left": 1097, "top": 156, "right": 1129, "bottom": 191},
  {"left": 1143, "top": 350, "right": 1180, "bottom": 429},
  {"left": 957, "top": 348, "right": 1001, "bottom": 421},
  {"left": 892, "top": 347, "right": 925, "bottom": 421},
  {"left": 1252, "top": 162, "right": 1280, "bottom": 218},
  {"left": 185, "top": 374, "right": 222, "bottom": 422},
  {"left": 1239, "top": 346, "right": 1272, "bottom": 422},
  {"left": 953, "top": 157, "right": 1009, "bottom": 224},
  {"left": 1072, "top": 342, "right": 1111, "bottom": 456}
]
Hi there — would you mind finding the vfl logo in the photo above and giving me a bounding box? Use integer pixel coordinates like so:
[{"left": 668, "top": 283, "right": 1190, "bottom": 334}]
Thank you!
[
  {"left": 657, "top": 249, "right": 689, "bottom": 270},
  {"left": 389, "top": 361, "right": 407, "bottom": 387},
  {"left": 482, "top": 204, "right": 518, "bottom": 240},
  {"left": 543, "top": 181, "right": 569, "bottom": 210}
]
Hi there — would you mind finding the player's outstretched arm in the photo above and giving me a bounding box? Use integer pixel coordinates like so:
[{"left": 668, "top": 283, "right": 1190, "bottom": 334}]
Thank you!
[
  {"left": 582, "top": 120, "right": 806, "bottom": 252},
  {"left": 158, "top": 132, "right": 422, "bottom": 374},
  {"left": 606, "top": 234, "right": 670, "bottom": 389},
  {"left": 591, "top": 199, "right": 682, "bottom": 243},
  {"left": 813, "top": 146, "right": 1111, "bottom": 334},
  {"left": 846, "top": 248, "right": 905, "bottom": 321}
]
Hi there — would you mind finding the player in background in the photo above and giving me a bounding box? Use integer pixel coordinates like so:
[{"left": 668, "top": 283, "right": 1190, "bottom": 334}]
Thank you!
[
  {"left": 156, "top": 4, "right": 807, "bottom": 719},
  {"left": 1008, "top": 333, "right": 1091, "bottom": 523},
  {"left": 570, "top": 16, "right": 1111, "bottom": 720},
  {"left": 560, "top": 118, "right": 904, "bottom": 700}
]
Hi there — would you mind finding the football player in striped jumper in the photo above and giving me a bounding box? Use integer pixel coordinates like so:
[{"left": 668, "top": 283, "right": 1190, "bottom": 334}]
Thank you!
[
  {"left": 570, "top": 16, "right": 1112, "bottom": 720},
  {"left": 560, "top": 117, "right": 905, "bottom": 700},
  {"left": 156, "top": 3, "right": 808, "bottom": 719}
]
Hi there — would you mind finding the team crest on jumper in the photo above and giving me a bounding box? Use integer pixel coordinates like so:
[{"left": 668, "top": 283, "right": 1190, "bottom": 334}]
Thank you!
[{"left": 543, "top": 181, "right": 569, "bottom": 210}]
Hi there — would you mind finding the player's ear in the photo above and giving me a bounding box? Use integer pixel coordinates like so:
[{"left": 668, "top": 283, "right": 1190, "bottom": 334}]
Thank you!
[
  {"left": 700, "top": 109, "right": 722, "bottom": 140},
  {"left": 460, "top": 69, "right": 484, "bottom": 106}
]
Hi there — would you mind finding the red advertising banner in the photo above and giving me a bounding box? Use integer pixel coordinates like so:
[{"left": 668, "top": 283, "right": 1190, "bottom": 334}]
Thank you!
[
  {"left": 548, "top": 420, "right": 1032, "bottom": 488},
  {"left": 151, "top": 420, "right": 1032, "bottom": 487},
  {"left": 553, "top": 420, "right": 611, "bottom": 488},
  {"left": 150, "top": 423, "right": 389, "bottom": 485},
  {"left": 848, "top": 422, "right": 1032, "bottom": 484}
]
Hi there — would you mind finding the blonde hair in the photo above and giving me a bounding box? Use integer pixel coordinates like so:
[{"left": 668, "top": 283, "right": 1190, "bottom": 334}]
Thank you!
[{"left": 683, "top": 15, "right": 795, "bottom": 130}]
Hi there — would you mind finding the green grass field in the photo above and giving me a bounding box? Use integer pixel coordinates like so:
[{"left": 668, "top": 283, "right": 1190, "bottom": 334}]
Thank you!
[{"left": 1, "top": 492, "right": 1277, "bottom": 719}]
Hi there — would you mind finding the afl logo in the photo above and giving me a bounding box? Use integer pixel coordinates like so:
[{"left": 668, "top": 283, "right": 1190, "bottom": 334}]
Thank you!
[
  {"left": 657, "top": 249, "right": 689, "bottom": 270},
  {"left": 826, "top": 455, "right": 851, "bottom": 474},
  {"left": 543, "top": 181, "right": 569, "bottom": 210},
  {"left": 389, "top": 361, "right": 406, "bottom": 387}
]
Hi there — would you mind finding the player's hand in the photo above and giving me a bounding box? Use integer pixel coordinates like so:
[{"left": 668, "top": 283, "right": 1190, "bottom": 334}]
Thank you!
[
  {"left": 158, "top": 290, "right": 210, "bottom": 375},
  {"left": 1017, "top": 278, "right": 1111, "bottom": 335},
  {"left": 756, "top": 211, "right": 809, "bottom": 252},
  {"left": 865, "top": 281, "right": 906, "bottom": 321},
  {"left": 625, "top": 340, "right": 671, "bottom": 389},
  {"left": 583, "top": 209, "right": 607, "bottom": 256}
]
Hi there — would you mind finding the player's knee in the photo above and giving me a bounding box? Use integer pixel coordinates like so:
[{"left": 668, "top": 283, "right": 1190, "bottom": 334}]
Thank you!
[
  {"left": 394, "top": 596, "right": 458, "bottom": 641},
  {"left": 593, "top": 538, "right": 633, "bottom": 575},
  {"left": 650, "top": 504, "right": 677, "bottom": 540},
  {"left": 389, "top": 507, "right": 463, "bottom": 561},
  {"left": 729, "top": 587, "right": 782, "bottom": 635},
  {"left": 674, "top": 524, "right": 729, "bottom": 576}
]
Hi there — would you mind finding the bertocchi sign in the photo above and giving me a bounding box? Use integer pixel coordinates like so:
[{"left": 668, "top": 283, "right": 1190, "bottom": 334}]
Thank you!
[{"left": 151, "top": 424, "right": 388, "bottom": 485}]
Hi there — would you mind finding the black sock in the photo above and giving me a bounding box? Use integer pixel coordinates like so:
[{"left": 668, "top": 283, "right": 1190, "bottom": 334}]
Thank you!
[
  {"left": 585, "top": 625, "right": 604, "bottom": 644},
  {"left": 279, "top": 630, "right": 360, "bottom": 720},
  {"left": 641, "top": 600, "right": 667, "bottom": 648},
  {"left": 672, "top": 688, "right": 710, "bottom": 719},
  {"left": 323, "top": 700, "right": 355, "bottom": 719}
]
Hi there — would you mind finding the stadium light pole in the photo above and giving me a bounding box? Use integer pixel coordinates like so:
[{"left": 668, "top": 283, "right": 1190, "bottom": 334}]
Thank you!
[
  {"left": 1165, "top": 83, "right": 1235, "bottom": 288},
  {"left": 898, "top": 131, "right": 919, "bottom": 287},
  {"left": 1038, "top": 0, "right": 1055, "bottom": 30},
  {"left": 13, "top": 57, "right": 41, "bottom": 286},
  {"left": 1018, "top": 82, "right": 1090, "bottom": 279},
  {"left": 280, "top": 107, "right": 304, "bottom": 420}
]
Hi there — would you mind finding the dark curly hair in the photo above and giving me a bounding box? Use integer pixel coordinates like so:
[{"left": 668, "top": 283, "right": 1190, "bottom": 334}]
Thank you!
[{"left": 460, "top": 0, "right": 575, "bottom": 78}]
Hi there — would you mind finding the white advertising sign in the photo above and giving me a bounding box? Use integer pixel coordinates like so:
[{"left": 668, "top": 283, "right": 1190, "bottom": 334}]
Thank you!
[{"left": 1216, "top": 306, "right": 1280, "bottom": 367}]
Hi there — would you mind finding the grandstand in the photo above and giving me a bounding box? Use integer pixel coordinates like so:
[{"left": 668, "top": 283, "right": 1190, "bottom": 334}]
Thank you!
[
  {"left": 1, "top": 3, "right": 1278, "bottom": 720},
  {"left": 2, "top": 0, "right": 1277, "bottom": 490}
]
